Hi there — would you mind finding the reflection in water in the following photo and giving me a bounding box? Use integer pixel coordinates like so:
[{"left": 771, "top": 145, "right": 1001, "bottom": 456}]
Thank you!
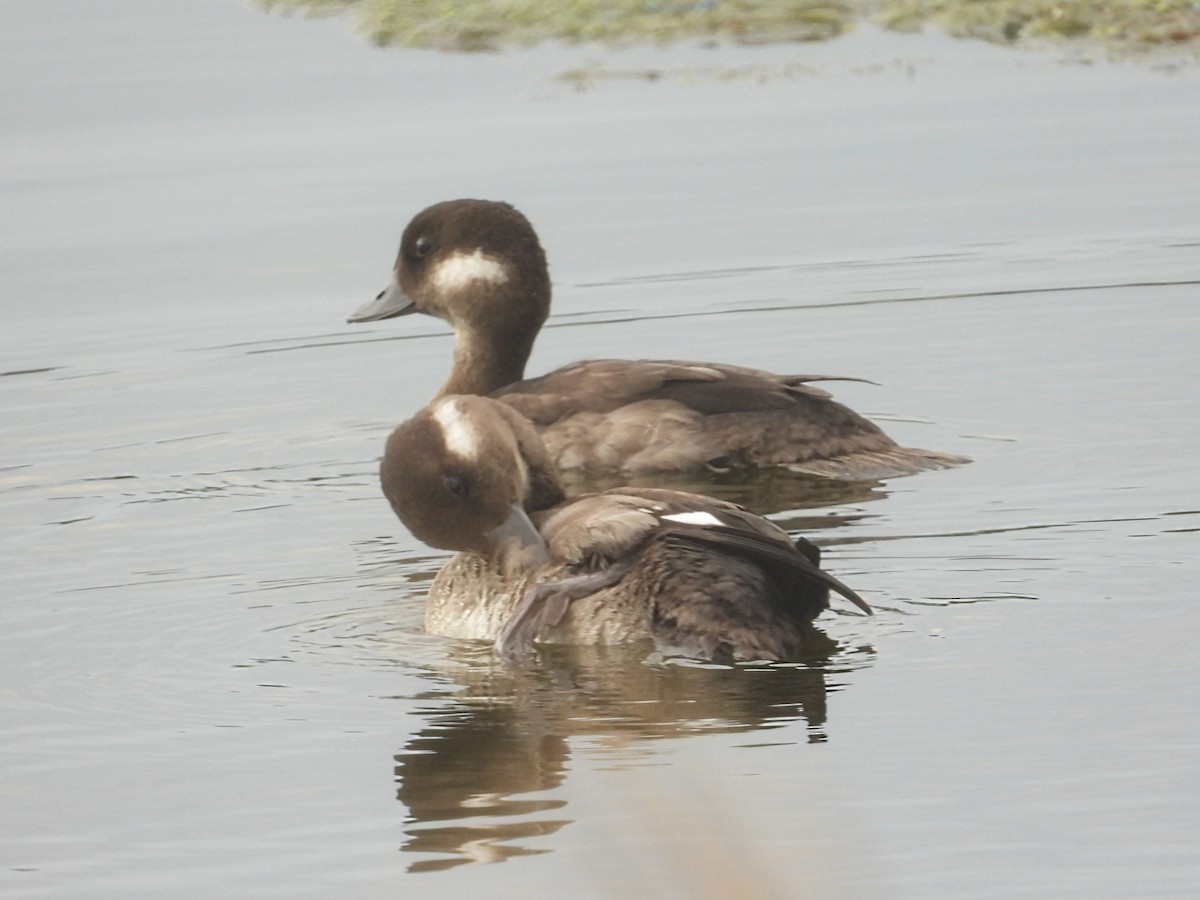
[
  {"left": 384, "top": 464, "right": 883, "bottom": 870},
  {"left": 394, "top": 638, "right": 873, "bottom": 871}
]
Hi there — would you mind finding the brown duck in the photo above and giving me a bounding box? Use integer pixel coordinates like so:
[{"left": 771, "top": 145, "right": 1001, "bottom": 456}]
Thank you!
[
  {"left": 350, "top": 198, "right": 966, "bottom": 480},
  {"left": 381, "top": 394, "right": 872, "bottom": 663}
]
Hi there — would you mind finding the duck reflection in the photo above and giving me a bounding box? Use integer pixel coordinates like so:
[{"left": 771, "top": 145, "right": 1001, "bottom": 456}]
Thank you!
[{"left": 394, "top": 634, "right": 873, "bottom": 872}]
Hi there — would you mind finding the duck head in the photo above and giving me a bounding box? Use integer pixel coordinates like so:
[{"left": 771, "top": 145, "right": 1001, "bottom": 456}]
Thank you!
[
  {"left": 349, "top": 200, "right": 551, "bottom": 396},
  {"left": 381, "top": 394, "right": 564, "bottom": 575}
]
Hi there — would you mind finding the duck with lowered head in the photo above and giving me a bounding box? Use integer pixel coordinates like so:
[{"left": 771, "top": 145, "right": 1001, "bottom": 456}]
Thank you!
[
  {"left": 350, "top": 199, "right": 967, "bottom": 481},
  {"left": 381, "top": 393, "right": 872, "bottom": 663}
]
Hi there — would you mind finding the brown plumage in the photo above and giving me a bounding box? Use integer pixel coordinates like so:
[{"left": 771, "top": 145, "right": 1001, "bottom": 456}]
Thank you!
[
  {"left": 380, "top": 395, "right": 872, "bottom": 663},
  {"left": 350, "top": 198, "right": 968, "bottom": 480}
]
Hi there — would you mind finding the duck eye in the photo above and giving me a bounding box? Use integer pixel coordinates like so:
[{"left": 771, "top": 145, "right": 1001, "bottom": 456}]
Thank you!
[
  {"left": 414, "top": 236, "right": 432, "bottom": 257},
  {"left": 443, "top": 474, "right": 467, "bottom": 498}
]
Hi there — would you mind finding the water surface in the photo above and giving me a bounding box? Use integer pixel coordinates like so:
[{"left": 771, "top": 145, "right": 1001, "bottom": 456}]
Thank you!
[{"left": 2, "top": 2, "right": 1198, "bottom": 897}]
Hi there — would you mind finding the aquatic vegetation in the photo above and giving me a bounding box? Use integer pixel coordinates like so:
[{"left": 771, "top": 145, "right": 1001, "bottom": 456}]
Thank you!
[
  {"left": 867, "top": 0, "right": 1200, "bottom": 46},
  {"left": 259, "top": 0, "right": 853, "bottom": 49},
  {"left": 259, "top": 0, "right": 1200, "bottom": 49}
]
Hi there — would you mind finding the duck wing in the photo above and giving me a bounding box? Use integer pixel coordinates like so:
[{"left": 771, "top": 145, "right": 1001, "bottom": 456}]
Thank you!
[
  {"left": 535, "top": 486, "right": 869, "bottom": 614},
  {"left": 533, "top": 491, "right": 663, "bottom": 567},
  {"left": 593, "top": 486, "right": 871, "bottom": 615},
  {"left": 495, "top": 359, "right": 873, "bottom": 424},
  {"left": 503, "top": 487, "right": 869, "bottom": 659},
  {"left": 661, "top": 527, "right": 871, "bottom": 616}
]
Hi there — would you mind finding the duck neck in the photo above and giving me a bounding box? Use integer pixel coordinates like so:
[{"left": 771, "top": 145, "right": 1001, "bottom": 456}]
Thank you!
[{"left": 436, "top": 325, "right": 534, "bottom": 398}]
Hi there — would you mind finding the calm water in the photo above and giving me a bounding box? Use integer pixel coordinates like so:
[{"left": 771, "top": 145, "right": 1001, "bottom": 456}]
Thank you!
[{"left": 2, "top": 2, "right": 1199, "bottom": 897}]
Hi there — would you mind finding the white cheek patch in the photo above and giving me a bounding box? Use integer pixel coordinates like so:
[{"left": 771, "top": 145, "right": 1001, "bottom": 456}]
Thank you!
[
  {"left": 433, "top": 398, "right": 480, "bottom": 462},
  {"left": 661, "top": 511, "right": 725, "bottom": 527},
  {"left": 431, "top": 248, "right": 508, "bottom": 293}
]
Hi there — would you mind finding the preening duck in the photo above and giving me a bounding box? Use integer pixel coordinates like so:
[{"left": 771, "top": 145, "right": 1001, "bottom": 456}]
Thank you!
[
  {"left": 381, "top": 394, "right": 872, "bottom": 663},
  {"left": 350, "top": 198, "right": 967, "bottom": 480}
]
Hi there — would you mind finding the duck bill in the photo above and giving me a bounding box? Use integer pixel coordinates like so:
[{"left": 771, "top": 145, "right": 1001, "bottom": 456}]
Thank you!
[
  {"left": 485, "top": 504, "right": 549, "bottom": 577},
  {"left": 347, "top": 274, "right": 417, "bottom": 323}
]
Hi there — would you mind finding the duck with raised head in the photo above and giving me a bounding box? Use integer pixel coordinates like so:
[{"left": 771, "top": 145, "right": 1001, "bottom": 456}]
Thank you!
[
  {"left": 381, "top": 393, "right": 872, "bottom": 663},
  {"left": 350, "top": 198, "right": 967, "bottom": 481}
]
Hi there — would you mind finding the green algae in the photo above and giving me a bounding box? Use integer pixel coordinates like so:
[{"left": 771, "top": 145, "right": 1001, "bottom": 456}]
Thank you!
[{"left": 259, "top": 0, "right": 1200, "bottom": 50}]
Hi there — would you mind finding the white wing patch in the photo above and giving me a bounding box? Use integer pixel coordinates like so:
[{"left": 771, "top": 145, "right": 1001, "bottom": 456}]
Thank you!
[
  {"left": 431, "top": 248, "right": 508, "bottom": 292},
  {"left": 432, "top": 398, "right": 479, "bottom": 461},
  {"left": 661, "top": 510, "right": 724, "bottom": 527}
]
